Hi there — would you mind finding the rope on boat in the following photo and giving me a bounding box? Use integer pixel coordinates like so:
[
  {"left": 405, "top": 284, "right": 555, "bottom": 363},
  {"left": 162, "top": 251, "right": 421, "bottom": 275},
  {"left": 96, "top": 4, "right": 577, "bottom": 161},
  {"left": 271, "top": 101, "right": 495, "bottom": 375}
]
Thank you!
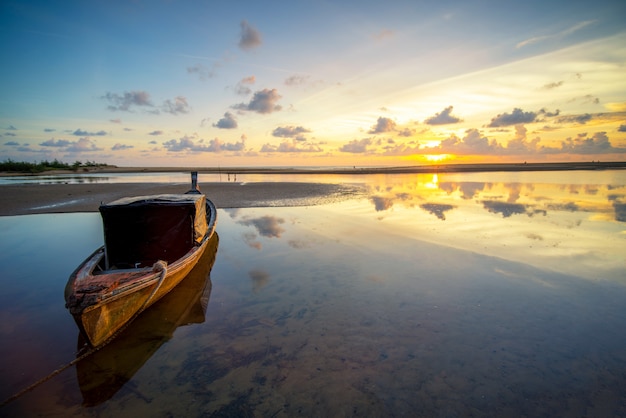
[
  {"left": 144, "top": 260, "right": 168, "bottom": 313},
  {"left": 0, "top": 261, "right": 169, "bottom": 408}
]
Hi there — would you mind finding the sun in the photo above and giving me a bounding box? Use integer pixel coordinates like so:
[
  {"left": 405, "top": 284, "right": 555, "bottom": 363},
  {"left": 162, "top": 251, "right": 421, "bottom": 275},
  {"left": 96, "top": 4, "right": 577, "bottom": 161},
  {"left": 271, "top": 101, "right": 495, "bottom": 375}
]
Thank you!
[
  {"left": 404, "top": 153, "right": 455, "bottom": 164},
  {"left": 425, "top": 154, "right": 452, "bottom": 162}
]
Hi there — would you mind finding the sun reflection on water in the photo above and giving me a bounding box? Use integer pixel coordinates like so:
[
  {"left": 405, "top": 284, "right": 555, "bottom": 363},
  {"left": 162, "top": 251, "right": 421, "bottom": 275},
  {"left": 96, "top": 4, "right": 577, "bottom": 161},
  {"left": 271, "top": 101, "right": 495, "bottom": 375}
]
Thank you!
[
  {"left": 336, "top": 170, "right": 626, "bottom": 282},
  {"left": 0, "top": 170, "right": 625, "bottom": 416}
]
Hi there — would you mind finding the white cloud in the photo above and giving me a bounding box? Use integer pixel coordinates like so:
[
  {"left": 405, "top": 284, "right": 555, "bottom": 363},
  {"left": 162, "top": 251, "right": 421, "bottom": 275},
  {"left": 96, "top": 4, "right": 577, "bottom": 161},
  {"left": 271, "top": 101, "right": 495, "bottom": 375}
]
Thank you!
[
  {"left": 162, "top": 96, "right": 190, "bottom": 115},
  {"left": 232, "top": 89, "right": 282, "bottom": 114},
  {"left": 551, "top": 131, "right": 625, "bottom": 154},
  {"left": 40, "top": 139, "right": 71, "bottom": 147},
  {"left": 235, "top": 76, "right": 256, "bottom": 95},
  {"left": 66, "top": 138, "right": 103, "bottom": 152},
  {"left": 285, "top": 75, "right": 310, "bottom": 86},
  {"left": 340, "top": 138, "right": 373, "bottom": 153},
  {"left": 73, "top": 129, "right": 107, "bottom": 136},
  {"left": 163, "top": 136, "right": 245, "bottom": 153},
  {"left": 187, "top": 63, "right": 218, "bottom": 80},
  {"left": 272, "top": 126, "right": 311, "bottom": 138},
  {"left": 261, "top": 139, "right": 321, "bottom": 153},
  {"left": 369, "top": 117, "right": 396, "bottom": 134},
  {"left": 103, "top": 91, "right": 153, "bottom": 112},
  {"left": 214, "top": 112, "right": 238, "bottom": 129},
  {"left": 424, "top": 106, "right": 462, "bottom": 125},
  {"left": 487, "top": 108, "right": 538, "bottom": 127},
  {"left": 239, "top": 20, "right": 262, "bottom": 50},
  {"left": 112, "top": 143, "right": 133, "bottom": 151}
]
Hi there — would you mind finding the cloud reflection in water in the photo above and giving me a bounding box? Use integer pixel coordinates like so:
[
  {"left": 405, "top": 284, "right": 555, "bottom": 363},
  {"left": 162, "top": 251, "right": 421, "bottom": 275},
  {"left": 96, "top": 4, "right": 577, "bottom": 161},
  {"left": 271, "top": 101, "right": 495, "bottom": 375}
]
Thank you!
[
  {"left": 238, "top": 215, "right": 286, "bottom": 238},
  {"left": 419, "top": 203, "right": 456, "bottom": 220},
  {"left": 358, "top": 171, "right": 625, "bottom": 281},
  {"left": 366, "top": 172, "right": 626, "bottom": 224}
]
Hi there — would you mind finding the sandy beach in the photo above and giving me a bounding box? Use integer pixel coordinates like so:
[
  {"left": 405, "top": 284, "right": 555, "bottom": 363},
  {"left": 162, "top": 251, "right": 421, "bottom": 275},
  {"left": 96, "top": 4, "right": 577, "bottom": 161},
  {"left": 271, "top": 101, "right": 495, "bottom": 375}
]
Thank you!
[
  {"left": 1, "top": 161, "right": 624, "bottom": 216},
  {"left": 0, "top": 182, "right": 366, "bottom": 216}
]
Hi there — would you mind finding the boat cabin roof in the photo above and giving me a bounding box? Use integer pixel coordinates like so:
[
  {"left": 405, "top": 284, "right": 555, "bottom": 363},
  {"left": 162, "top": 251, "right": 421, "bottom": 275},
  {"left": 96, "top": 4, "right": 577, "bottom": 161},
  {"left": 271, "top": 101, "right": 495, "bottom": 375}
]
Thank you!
[
  {"left": 104, "top": 193, "right": 206, "bottom": 207},
  {"left": 99, "top": 194, "right": 208, "bottom": 269}
]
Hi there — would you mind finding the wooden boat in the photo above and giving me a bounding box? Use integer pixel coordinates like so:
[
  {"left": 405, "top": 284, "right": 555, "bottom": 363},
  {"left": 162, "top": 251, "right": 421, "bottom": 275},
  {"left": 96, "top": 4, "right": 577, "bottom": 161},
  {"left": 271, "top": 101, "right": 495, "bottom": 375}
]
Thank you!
[
  {"left": 65, "top": 172, "right": 218, "bottom": 348},
  {"left": 76, "top": 232, "right": 218, "bottom": 406}
]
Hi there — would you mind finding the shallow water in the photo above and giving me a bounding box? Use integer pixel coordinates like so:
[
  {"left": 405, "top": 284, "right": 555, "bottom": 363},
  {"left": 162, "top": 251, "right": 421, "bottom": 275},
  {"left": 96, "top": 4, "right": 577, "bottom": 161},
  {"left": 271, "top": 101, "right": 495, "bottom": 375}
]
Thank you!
[
  {"left": 0, "top": 171, "right": 625, "bottom": 417},
  {"left": 0, "top": 172, "right": 193, "bottom": 185}
]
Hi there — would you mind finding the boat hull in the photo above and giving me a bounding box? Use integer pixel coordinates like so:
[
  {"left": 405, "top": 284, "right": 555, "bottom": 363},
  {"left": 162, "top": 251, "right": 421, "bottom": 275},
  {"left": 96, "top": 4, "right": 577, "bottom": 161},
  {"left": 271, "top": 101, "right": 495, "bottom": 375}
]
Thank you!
[
  {"left": 66, "top": 199, "right": 217, "bottom": 347},
  {"left": 76, "top": 232, "right": 218, "bottom": 406}
]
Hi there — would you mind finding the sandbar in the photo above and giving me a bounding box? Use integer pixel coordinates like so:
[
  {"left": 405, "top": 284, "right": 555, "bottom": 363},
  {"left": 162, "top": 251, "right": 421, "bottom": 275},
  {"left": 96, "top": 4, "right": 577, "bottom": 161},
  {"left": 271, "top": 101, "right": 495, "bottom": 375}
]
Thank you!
[
  {"left": 1, "top": 162, "right": 625, "bottom": 216},
  {"left": 3, "top": 161, "right": 624, "bottom": 177},
  {"left": 0, "top": 182, "right": 366, "bottom": 216}
]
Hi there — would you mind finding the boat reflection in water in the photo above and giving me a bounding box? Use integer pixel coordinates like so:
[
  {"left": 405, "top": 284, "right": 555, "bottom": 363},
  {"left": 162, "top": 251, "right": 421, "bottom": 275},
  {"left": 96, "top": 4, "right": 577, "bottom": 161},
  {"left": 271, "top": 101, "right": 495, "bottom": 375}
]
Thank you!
[{"left": 75, "top": 233, "right": 219, "bottom": 406}]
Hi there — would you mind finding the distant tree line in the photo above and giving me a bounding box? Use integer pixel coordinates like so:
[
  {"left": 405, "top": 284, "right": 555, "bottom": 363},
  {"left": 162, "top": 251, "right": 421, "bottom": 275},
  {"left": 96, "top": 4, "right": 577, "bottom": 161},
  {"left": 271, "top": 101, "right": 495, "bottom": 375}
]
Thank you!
[{"left": 0, "top": 159, "right": 112, "bottom": 173}]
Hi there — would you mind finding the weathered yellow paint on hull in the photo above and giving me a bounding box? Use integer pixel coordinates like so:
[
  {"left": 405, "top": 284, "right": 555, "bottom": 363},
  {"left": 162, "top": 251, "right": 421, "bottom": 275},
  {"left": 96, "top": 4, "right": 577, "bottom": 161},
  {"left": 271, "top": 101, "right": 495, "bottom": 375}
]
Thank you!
[{"left": 66, "top": 199, "right": 217, "bottom": 347}]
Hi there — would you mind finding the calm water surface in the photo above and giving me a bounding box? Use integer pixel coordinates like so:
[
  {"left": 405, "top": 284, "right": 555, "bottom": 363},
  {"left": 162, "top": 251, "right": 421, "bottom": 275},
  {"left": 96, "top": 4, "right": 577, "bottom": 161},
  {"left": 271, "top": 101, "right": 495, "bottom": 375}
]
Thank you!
[{"left": 0, "top": 171, "right": 625, "bottom": 417}]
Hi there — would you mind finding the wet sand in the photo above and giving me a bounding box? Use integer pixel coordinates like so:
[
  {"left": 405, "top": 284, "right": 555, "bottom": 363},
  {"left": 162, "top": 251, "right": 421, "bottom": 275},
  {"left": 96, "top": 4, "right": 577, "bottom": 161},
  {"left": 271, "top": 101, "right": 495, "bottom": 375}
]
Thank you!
[
  {"left": 1, "top": 162, "right": 624, "bottom": 216},
  {"left": 0, "top": 182, "right": 366, "bottom": 216}
]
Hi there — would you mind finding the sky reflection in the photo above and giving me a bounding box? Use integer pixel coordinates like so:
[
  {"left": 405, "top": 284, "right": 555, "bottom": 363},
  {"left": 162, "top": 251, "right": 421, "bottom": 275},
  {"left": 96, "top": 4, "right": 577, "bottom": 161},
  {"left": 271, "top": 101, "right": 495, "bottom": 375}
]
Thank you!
[
  {"left": 0, "top": 171, "right": 625, "bottom": 415},
  {"left": 205, "top": 201, "right": 625, "bottom": 415},
  {"left": 0, "top": 172, "right": 193, "bottom": 185},
  {"left": 339, "top": 171, "right": 626, "bottom": 282}
]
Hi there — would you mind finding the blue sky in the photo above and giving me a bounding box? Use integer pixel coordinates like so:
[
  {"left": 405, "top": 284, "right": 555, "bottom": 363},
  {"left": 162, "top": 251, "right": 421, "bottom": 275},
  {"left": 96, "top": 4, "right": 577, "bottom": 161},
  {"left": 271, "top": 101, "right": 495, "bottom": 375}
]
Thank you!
[{"left": 1, "top": 0, "right": 625, "bottom": 167}]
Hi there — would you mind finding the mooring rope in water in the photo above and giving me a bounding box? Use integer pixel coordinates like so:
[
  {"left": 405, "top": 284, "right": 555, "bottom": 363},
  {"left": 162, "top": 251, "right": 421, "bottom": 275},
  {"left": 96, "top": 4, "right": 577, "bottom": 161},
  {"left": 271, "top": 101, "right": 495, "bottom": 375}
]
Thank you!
[
  {"left": 0, "top": 261, "right": 169, "bottom": 408},
  {"left": 1, "top": 342, "right": 98, "bottom": 407}
]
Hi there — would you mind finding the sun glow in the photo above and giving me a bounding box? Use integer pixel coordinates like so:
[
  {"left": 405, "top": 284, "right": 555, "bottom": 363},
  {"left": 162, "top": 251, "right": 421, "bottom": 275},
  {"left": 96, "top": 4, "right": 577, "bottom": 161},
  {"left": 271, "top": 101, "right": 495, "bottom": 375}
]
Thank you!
[
  {"left": 425, "top": 154, "right": 452, "bottom": 162},
  {"left": 423, "top": 140, "right": 441, "bottom": 148},
  {"left": 425, "top": 173, "right": 439, "bottom": 189}
]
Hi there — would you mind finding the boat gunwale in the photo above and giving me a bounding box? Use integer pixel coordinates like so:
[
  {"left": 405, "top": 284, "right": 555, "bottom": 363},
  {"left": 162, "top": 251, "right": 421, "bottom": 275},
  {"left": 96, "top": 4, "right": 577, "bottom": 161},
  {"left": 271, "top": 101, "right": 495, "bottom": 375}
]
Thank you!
[
  {"left": 84, "top": 243, "right": 205, "bottom": 308},
  {"left": 67, "top": 198, "right": 217, "bottom": 311}
]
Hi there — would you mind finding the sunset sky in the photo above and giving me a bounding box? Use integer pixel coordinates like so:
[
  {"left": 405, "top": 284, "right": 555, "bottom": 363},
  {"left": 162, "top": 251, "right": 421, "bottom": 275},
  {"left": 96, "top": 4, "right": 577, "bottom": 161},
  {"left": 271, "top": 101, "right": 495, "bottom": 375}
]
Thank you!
[{"left": 1, "top": 0, "right": 625, "bottom": 167}]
